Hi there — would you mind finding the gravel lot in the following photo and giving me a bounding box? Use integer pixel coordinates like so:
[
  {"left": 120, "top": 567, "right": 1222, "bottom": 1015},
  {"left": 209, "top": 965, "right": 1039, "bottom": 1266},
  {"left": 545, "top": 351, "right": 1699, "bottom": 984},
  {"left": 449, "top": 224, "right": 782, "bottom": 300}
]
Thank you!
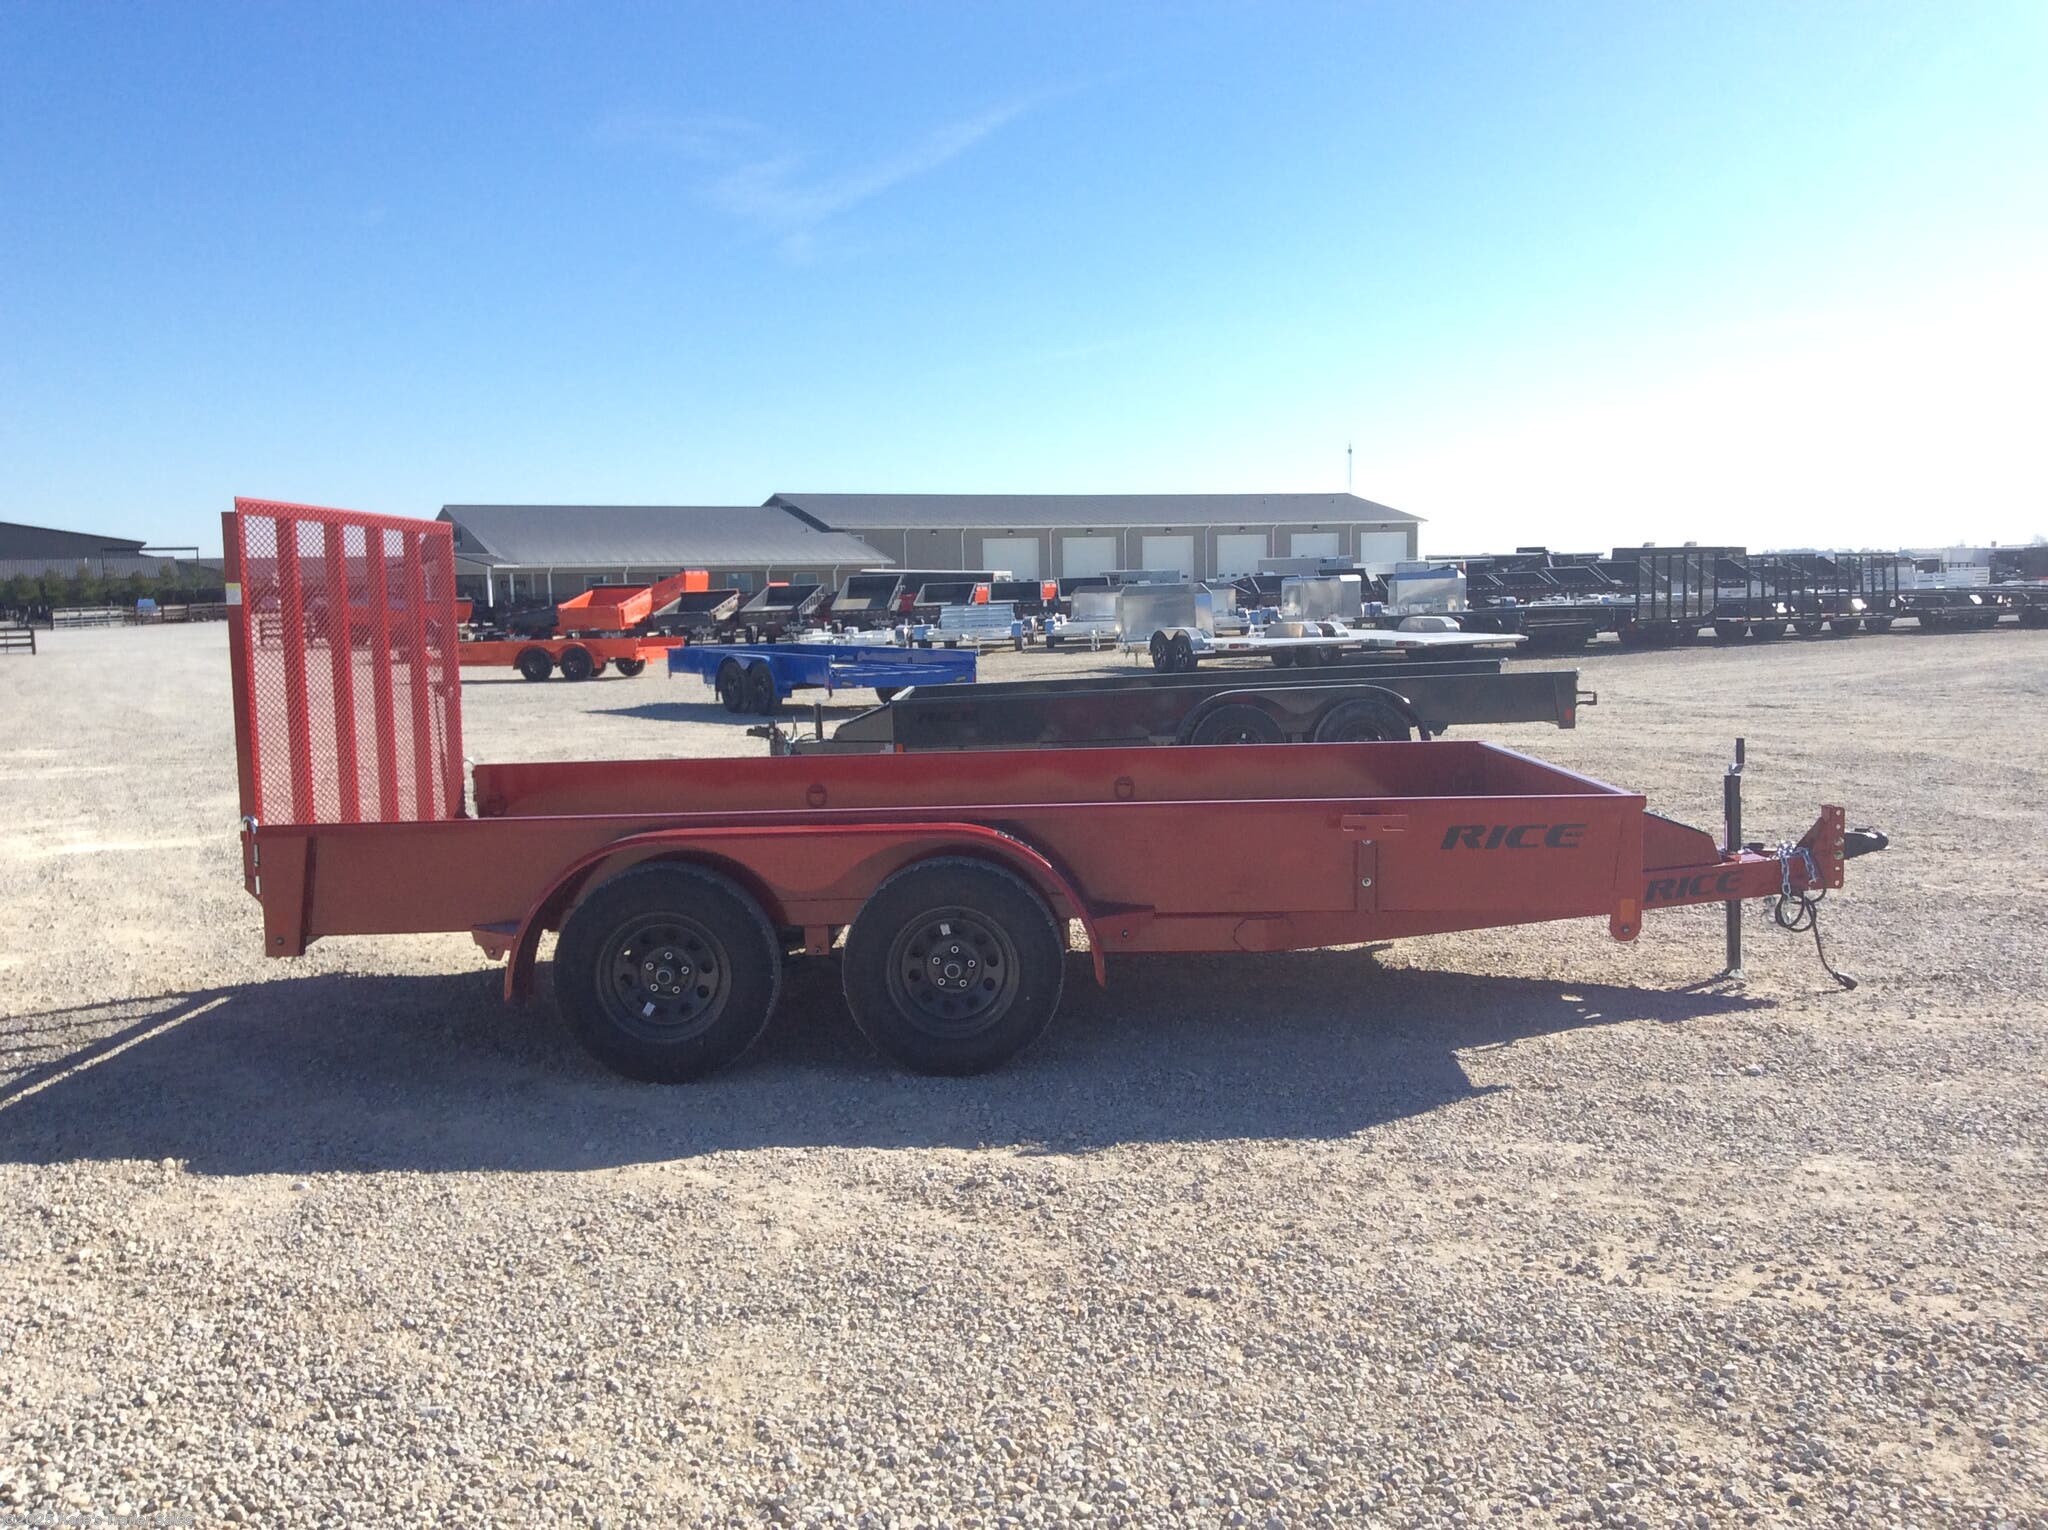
[{"left": 2, "top": 623, "right": 2043, "bottom": 1527}]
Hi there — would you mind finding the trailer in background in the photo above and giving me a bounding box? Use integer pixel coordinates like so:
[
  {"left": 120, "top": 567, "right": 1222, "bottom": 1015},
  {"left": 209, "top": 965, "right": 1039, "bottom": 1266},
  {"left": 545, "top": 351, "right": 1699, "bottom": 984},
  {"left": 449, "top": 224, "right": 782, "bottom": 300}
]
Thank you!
[
  {"left": 913, "top": 603, "right": 1029, "bottom": 650},
  {"left": 461, "top": 569, "right": 706, "bottom": 679},
  {"left": 768, "top": 655, "right": 1591, "bottom": 753},
  {"left": 730, "top": 582, "right": 829, "bottom": 641},
  {"left": 648, "top": 587, "right": 745, "bottom": 638},
  {"left": 668, "top": 640, "right": 976, "bottom": 714}
]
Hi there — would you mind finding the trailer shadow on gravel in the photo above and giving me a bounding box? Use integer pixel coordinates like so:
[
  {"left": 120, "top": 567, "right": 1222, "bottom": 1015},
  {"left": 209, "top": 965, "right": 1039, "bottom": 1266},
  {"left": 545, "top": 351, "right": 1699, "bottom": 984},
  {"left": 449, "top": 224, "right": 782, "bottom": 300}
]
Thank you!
[{"left": 0, "top": 954, "right": 1771, "bottom": 1178}]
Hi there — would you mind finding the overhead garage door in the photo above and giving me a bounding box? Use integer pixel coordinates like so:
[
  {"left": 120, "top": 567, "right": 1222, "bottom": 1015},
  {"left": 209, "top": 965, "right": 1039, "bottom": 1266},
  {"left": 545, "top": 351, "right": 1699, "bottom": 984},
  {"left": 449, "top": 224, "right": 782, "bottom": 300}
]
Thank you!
[
  {"left": 1061, "top": 536, "right": 1118, "bottom": 579},
  {"left": 1358, "top": 531, "right": 1409, "bottom": 568},
  {"left": 1290, "top": 532, "right": 1341, "bottom": 559},
  {"left": 1140, "top": 535, "right": 1195, "bottom": 578},
  {"left": 1214, "top": 533, "right": 1268, "bottom": 578},
  {"left": 979, "top": 536, "right": 1040, "bottom": 579}
]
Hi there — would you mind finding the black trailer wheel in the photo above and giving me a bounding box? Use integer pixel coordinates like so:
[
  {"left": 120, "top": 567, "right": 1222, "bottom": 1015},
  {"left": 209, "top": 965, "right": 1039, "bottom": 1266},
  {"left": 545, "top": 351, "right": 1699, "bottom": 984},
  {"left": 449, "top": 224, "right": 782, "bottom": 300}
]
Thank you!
[
  {"left": 1271, "top": 648, "right": 1294, "bottom": 668},
  {"left": 516, "top": 647, "right": 555, "bottom": 682},
  {"left": 560, "top": 645, "right": 596, "bottom": 681},
  {"left": 1312, "top": 697, "right": 1414, "bottom": 742},
  {"left": 1826, "top": 618, "right": 1862, "bottom": 636},
  {"left": 744, "top": 662, "right": 781, "bottom": 715},
  {"left": 554, "top": 863, "right": 782, "bottom": 1082},
  {"left": 842, "top": 858, "right": 1064, "bottom": 1076},
  {"left": 613, "top": 656, "right": 647, "bottom": 676},
  {"left": 715, "top": 658, "right": 746, "bottom": 712},
  {"left": 1713, "top": 620, "right": 1747, "bottom": 642},
  {"left": 1864, "top": 616, "right": 1894, "bottom": 634},
  {"left": 1793, "top": 619, "right": 1824, "bottom": 637},
  {"left": 1148, "top": 631, "right": 1169, "bottom": 669},
  {"left": 1184, "top": 702, "right": 1284, "bottom": 746},
  {"left": 1167, "top": 632, "right": 1197, "bottom": 672}
]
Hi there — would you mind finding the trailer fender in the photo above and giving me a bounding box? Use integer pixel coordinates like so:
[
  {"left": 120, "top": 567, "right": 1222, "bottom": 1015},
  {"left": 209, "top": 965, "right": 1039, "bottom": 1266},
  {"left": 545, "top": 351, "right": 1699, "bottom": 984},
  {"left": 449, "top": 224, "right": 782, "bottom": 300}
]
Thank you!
[{"left": 500, "top": 822, "right": 1107, "bottom": 1002}]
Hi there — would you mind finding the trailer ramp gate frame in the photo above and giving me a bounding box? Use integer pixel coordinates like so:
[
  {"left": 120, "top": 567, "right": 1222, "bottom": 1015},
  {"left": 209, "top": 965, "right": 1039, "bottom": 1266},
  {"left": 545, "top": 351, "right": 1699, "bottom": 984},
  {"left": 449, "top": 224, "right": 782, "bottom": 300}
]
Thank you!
[{"left": 224, "top": 499, "right": 466, "bottom": 865}]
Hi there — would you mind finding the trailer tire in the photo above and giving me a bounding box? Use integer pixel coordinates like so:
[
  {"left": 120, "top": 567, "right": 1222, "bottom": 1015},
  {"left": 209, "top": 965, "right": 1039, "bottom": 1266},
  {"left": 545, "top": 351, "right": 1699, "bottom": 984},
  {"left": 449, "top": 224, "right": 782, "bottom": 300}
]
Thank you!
[
  {"left": 1864, "top": 616, "right": 1894, "bottom": 634},
  {"left": 1167, "top": 632, "right": 1197, "bottom": 672},
  {"left": 1713, "top": 620, "right": 1747, "bottom": 642},
  {"left": 516, "top": 647, "right": 555, "bottom": 682},
  {"left": 744, "top": 662, "right": 781, "bottom": 715},
  {"left": 614, "top": 657, "right": 647, "bottom": 676},
  {"left": 560, "top": 645, "right": 596, "bottom": 681},
  {"left": 1312, "top": 697, "right": 1415, "bottom": 743},
  {"left": 842, "top": 858, "right": 1064, "bottom": 1076},
  {"left": 1271, "top": 648, "right": 1294, "bottom": 668},
  {"left": 715, "top": 659, "right": 746, "bottom": 712},
  {"left": 1148, "top": 631, "right": 1169, "bottom": 669},
  {"left": 554, "top": 863, "right": 782, "bottom": 1083},
  {"left": 1184, "top": 703, "right": 1284, "bottom": 746}
]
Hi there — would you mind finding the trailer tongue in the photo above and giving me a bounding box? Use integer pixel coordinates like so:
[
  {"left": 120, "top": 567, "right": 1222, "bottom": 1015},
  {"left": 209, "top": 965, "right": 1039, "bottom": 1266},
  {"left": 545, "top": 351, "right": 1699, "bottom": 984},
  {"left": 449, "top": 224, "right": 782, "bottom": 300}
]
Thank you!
[{"left": 225, "top": 498, "right": 1887, "bottom": 1082}]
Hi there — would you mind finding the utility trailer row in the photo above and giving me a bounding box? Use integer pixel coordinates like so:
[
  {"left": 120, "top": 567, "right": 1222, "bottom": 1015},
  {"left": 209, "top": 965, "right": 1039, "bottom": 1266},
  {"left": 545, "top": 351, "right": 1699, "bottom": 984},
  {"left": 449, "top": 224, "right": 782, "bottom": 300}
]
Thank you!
[
  {"left": 224, "top": 497, "right": 1887, "bottom": 1084},
  {"left": 766, "top": 655, "right": 1591, "bottom": 753}
]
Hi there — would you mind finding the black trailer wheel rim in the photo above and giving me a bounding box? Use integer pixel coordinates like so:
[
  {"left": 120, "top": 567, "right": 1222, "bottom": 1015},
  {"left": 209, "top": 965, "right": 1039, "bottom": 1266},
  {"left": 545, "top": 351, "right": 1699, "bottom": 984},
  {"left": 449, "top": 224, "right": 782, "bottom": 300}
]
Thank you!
[
  {"left": 885, "top": 908, "right": 1020, "bottom": 1038},
  {"left": 597, "top": 916, "right": 730, "bottom": 1042}
]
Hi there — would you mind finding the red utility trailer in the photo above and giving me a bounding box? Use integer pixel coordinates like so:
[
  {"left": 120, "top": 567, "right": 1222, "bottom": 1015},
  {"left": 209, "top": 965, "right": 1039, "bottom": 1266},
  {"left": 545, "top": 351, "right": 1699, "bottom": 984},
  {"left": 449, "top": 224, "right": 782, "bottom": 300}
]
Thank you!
[
  {"left": 459, "top": 569, "right": 709, "bottom": 681},
  {"left": 226, "top": 499, "right": 1884, "bottom": 1082}
]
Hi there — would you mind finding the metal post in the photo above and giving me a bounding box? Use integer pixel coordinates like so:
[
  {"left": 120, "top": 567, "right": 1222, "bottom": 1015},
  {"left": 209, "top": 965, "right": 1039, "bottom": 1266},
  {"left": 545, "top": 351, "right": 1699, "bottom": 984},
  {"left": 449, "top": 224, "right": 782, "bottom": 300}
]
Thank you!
[{"left": 1723, "top": 737, "right": 1745, "bottom": 978}]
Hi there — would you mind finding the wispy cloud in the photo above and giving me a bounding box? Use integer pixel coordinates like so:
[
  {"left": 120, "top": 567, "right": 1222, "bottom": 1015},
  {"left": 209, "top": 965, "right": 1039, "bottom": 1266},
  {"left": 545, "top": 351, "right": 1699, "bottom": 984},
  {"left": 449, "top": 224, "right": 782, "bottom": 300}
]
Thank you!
[{"left": 599, "top": 94, "right": 1048, "bottom": 259}]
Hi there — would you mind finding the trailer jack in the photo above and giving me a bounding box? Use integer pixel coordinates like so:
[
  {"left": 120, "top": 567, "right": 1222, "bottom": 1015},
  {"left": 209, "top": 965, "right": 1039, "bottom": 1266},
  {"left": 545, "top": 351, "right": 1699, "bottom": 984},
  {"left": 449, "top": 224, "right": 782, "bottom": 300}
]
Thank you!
[{"left": 1721, "top": 738, "right": 1889, "bottom": 988}]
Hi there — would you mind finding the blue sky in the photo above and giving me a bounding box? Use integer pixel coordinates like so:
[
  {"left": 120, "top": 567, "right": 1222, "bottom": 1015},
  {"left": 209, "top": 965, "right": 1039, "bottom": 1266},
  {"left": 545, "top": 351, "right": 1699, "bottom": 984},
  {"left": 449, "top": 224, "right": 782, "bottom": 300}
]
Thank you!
[{"left": 2, "top": 2, "right": 2042, "bottom": 554}]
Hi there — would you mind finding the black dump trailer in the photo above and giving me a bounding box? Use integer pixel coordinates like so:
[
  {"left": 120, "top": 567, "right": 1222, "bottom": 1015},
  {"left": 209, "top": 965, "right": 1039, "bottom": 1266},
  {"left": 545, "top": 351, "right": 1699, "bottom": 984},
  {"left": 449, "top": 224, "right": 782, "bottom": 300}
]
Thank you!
[
  {"left": 728, "top": 582, "right": 828, "bottom": 640},
  {"left": 768, "top": 655, "right": 1590, "bottom": 754},
  {"left": 645, "top": 588, "right": 746, "bottom": 639},
  {"left": 1455, "top": 550, "right": 1625, "bottom": 649}
]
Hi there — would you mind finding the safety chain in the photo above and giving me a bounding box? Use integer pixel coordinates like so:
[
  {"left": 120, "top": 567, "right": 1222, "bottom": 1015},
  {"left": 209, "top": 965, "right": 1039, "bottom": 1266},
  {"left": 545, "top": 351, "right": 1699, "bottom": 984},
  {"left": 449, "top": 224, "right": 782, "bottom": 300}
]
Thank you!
[{"left": 1766, "top": 842, "right": 1855, "bottom": 989}]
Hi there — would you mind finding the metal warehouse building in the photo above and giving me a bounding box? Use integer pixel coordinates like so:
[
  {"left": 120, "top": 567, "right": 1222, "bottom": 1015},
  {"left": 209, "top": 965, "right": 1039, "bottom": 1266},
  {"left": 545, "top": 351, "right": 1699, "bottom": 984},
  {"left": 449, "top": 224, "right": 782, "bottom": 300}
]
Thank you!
[
  {"left": 766, "top": 492, "right": 1423, "bottom": 582},
  {"left": 440, "top": 504, "right": 890, "bottom": 604}
]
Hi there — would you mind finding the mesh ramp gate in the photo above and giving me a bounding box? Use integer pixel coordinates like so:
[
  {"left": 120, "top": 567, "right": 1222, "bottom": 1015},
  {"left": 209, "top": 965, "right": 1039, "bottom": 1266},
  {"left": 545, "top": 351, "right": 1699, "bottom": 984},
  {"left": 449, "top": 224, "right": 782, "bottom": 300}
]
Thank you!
[{"left": 225, "top": 498, "right": 465, "bottom": 826}]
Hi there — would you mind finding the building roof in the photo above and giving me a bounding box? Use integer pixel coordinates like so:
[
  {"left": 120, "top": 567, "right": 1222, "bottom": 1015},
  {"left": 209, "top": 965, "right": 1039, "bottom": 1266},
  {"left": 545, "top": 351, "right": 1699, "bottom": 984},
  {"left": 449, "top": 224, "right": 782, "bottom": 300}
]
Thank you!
[
  {"left": 439, "top": 505, "right": 890, "bottom": 569},
  {"left": 0, "top": 521, "right": 148, "bottom": 558},
  {"left": 766, "top": 492, "right": 1421, "bottom": 530}
]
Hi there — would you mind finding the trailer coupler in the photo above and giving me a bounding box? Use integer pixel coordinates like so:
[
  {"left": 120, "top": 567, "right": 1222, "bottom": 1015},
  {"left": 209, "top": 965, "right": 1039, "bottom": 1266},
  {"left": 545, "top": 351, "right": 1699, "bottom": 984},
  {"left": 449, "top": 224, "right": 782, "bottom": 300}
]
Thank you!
[
  {"left": 1717, "top": 739, "right": 1888, "bottom": 988},
  {"left": 1756, "top": 828, "right": 1888, "bottom": 990}
]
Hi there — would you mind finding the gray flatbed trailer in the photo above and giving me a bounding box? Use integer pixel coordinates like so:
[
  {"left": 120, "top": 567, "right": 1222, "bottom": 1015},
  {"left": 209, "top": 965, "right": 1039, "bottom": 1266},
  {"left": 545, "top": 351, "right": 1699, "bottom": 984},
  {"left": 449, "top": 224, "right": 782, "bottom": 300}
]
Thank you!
[{"left": 768, "top": 656, "right": 1591, "bottom": 753}]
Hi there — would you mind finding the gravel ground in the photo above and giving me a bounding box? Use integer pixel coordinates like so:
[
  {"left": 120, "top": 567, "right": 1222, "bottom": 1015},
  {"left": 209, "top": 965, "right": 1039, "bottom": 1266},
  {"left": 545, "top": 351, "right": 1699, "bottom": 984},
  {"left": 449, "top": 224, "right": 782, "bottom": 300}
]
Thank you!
[{"left": 1, "top": 623, "right": 2043, "bottom": 1527}]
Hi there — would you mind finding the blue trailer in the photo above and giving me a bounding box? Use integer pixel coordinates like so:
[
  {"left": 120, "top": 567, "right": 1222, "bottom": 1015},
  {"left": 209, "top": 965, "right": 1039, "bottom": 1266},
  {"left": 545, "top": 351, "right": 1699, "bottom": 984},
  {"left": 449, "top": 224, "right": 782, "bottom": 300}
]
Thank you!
[{"left": 669, "top": 641, "right": 977, "bottom": 715}]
